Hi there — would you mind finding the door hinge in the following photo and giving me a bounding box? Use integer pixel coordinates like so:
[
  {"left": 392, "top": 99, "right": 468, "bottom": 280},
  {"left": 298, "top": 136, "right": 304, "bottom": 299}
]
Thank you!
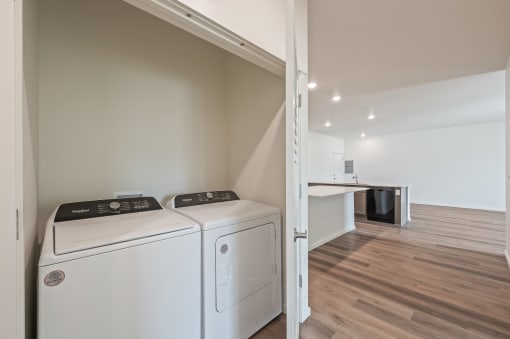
[
  {"left": 298, "top": 94, "right": 302, "bottom": 108},
  {"left": 299, "top": 184, "right": 302, "bottom": 199},
  {"left": 16, "top": 209, "right": 19, "bottom": 240},
  {"left": 299, "top": 274, "right": 302, "bottom": 288}
]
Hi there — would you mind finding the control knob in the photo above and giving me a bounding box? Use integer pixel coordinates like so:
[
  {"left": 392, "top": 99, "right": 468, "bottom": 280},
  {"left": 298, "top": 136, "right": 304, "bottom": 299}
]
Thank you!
[
  {"left": 109, "top": 201, "right": 121, "bottom": 211},
  {"left": 206, "top": 192, "right": 214, "bottom": 199}
]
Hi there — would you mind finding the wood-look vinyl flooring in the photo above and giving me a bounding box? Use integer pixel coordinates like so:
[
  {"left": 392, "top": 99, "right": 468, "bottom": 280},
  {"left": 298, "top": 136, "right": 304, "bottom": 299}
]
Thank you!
[
  {"left": 384, "top": 204, "right": 506, "bottom": 255},
  {"left": 252, "top": 204, "right": 510, "bottom": 338}
]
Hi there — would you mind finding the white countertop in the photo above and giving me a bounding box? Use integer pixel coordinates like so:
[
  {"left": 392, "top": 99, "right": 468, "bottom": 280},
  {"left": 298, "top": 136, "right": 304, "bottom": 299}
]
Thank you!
[
  {"left": 308, "top": 185, "right": 369, "bottom": 197},
  {"left": 354, "top": 183, "right": 412, "bottom": 188},
  {"left": 310, "top": 182, "right": 412, "bottom": 188}
]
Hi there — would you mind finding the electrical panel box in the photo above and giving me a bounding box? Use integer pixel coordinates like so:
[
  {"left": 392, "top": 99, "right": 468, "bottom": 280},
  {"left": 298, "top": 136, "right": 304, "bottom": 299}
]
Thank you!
[{"left": 345, "top": 160, "right": 354, "bottom": 174}]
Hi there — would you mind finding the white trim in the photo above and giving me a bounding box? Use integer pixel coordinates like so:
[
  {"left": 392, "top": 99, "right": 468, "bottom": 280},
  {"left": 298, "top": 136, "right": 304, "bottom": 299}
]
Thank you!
[
  {"left": 297, "top": 72, "right": 309, "bottom": 324},
  {"left": 505, "top": 250, "right": 510, "bottom": 269},
  {"left": 411, "top": 200, "right": 505, "bottom": 213},
  {"left": 300, "top": 305, "right": 311, "bottom": 322},
  {"left": 308, "top": 224, "right": 356, "bottom": 251},
  {"left": 123, "top": 0, "right": 284, "bottom": 76},
  {"left": 285, "top": 0, "right": 299, "bottom": 337},
  {"left": 14, "top": 0, "right": 25, "bottom": 338},
  {"left": 295, "top": 0, "right": 309, "bottom": 325}
]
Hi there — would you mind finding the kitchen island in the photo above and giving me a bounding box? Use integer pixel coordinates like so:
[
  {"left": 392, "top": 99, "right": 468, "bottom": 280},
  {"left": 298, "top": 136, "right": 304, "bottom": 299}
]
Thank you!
[
  {"left": 308, "top": 185, "right": 369, "bottom": 250},
  {"left": 310, "top": 183, "right": 411, "bottom": 226}
]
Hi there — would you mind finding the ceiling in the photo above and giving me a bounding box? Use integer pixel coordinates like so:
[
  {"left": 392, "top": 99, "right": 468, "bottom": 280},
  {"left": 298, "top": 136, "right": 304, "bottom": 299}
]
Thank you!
[
  {"left": 309, "top": 71, "right": 505, "bottom": 138},
  {"left": 308, "top": 0, "right": 510, "bottom": 138}
]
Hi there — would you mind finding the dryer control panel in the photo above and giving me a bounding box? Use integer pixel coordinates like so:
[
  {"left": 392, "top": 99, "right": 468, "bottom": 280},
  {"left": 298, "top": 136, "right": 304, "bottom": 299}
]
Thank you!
[
  {"left": 54, "top": 197, "right": 162, "bottom": 222},
  {"left": 173, "top": 191, "right": 239, "bottom": 208}
]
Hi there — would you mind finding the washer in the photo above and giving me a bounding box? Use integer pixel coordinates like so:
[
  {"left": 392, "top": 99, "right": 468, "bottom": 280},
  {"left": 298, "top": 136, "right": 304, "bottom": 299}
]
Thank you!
[
  {"left": 38, "top": 197, "right": 201, "bottom": 339},
  {"left": 168, "top": 191, "right": 282, "bottom": 339}
]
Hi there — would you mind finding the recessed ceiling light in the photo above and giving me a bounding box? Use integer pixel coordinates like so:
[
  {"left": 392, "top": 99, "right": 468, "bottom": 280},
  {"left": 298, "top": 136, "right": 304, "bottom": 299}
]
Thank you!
[
  {"left": 308, "top": 82, "right": 317, "bottom": 89},
  {"left": 360, "top": 132, "right": 366, "bottom": 138},
  {"left": 368, "top": 113, "right": 375, "bottom": 120},
  {"left": 332, "top": 95, "right": 341, "bottom": 102},
  {"left": 325, "top": 121, "right": 331, "bottom": 127}
]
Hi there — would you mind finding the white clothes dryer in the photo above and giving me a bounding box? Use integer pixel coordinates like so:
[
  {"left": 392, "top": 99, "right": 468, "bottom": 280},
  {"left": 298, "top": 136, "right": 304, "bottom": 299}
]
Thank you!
[
  {"left": 168, "top": 191, "right": 282, "bottom": 339},
  {"left": 38, "top": 197, "right": 201, "bottom": 339}
]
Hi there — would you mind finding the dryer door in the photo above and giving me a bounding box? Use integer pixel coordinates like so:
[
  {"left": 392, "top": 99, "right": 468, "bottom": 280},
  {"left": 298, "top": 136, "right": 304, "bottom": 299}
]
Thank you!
[{"left": 215, "top": 223, "right": 276, "bottom": 312}]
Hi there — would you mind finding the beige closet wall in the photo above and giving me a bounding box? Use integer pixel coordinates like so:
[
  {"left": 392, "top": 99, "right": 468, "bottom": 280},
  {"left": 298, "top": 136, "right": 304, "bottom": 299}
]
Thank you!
[
  {"left": 226, "top": 54, "right": 285, "bottom": 210},
  {"left": 225, "top": 53, "right": 286, "bottom": 282},
  {"left": 38, "top": 0, "right": 230, "bottom": 230}
]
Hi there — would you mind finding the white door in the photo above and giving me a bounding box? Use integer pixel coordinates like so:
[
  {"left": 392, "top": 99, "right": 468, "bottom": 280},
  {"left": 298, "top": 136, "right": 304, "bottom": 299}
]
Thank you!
[
  {"left": 0, "top": 1, "right": 22, "bottom": 338},
  {"left": 506, "top": 55, "right": 510, "bottom": 253},
  {"left": 286, "top": 0, "right": 309, "bottom": 338},
  {"left": 333, "top": 152, "right": 344, "bottom": 183}
]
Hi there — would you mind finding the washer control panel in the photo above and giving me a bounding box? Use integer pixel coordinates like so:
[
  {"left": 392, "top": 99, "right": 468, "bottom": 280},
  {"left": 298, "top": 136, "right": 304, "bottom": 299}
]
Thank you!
[
  {"left": 173, "top": 191, "right": 239, "bottom": 208},
  {"left": 54, "top": 197, "right": 162, "bottom": 222}
]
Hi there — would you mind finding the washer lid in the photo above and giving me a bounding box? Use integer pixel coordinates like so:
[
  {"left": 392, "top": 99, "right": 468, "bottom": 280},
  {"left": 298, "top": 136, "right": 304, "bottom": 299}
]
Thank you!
[
  {"left": 174, "top": 200, "right": 280, "bottom": 230},
  {"left": 54, "top": 209, "right": 197, "bottom": 255}
]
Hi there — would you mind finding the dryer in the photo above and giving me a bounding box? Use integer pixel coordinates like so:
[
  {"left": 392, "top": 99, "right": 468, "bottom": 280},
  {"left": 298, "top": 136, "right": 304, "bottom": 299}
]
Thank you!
[
  {"left": 168, "top": 191, "right": 282, "bottom": 339},
  {"left": 38, "top": 197, "right": 201, "bottom": 339}
]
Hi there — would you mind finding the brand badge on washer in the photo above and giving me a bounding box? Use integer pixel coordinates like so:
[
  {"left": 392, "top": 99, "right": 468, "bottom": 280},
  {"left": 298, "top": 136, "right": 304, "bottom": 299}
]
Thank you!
[
  {"left": 44, "top": 270, "right": 65, "bottom": 287},
  {"left": 220, "top": 244, "right": 228, "bottom": 254}
]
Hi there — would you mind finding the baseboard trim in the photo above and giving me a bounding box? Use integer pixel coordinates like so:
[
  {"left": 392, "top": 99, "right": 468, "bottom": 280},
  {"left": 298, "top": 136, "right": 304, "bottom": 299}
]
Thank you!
[
  {"left": 308, "top": 224, "right": 356, "bottom": 251},
  {"left": 505, "top": 250, "right": 510, "bottom": 269},
  {"left": 411, "top": 201, "right": 505, "bottom": 213},
  {"left": 300, "top": 306, "right": 311, "bottom": 323}
]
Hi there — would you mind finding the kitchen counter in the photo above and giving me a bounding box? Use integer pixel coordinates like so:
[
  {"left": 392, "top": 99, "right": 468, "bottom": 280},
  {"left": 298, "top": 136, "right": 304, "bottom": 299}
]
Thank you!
[
  {"left": 308, "top": 185, "right": 369, "bottom": 197},
  {"left": 309, "top": 182, "right": 412, "bottom": 226},
  {"left": 309, "top": 182, "right": 412, "bottom": 189},
  {"left": 308, "top": 186, "right": 365, "bottom": 250}
]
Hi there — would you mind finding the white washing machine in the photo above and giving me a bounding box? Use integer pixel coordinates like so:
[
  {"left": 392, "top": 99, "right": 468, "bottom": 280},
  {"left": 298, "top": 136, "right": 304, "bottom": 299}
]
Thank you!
[
  {"left": 167, "top": 191, "right": 282, "bottom": 339},
  {"left": 38, "top": 197, "right": 201, "bottom": 339}
]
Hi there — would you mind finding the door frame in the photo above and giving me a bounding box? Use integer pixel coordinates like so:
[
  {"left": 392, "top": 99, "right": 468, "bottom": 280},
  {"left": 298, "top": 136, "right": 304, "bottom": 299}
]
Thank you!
[
  {"left": 1, "top": 0, "right": 25, "bottom": 338},
  {"left": 506, "top": 55, "right": 510, "bottom": 266},
  {"left": 297, "top": 71, "right": 311, "bottom": 322},
  {"left": 286, "top": 1, "right": 310, "bottom": 338},
  {"left": 294, "top": 0, "right": 310, "bottom": 324},
  {"left": 15, "top": 0, "right": 25, "bottom": 337},
  {"left": 285, "top": 0, "right": 299, "bottom": 335}
]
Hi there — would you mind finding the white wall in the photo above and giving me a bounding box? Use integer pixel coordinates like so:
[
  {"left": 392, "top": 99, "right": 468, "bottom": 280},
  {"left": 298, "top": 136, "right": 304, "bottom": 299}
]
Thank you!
[
  {"left": 308, "top": 131, "right": 344, "bottom": 183},
  {"left": 22, "top": 0, "right": 38, "bottom": 337},
  {"left": 39, "top": 0, "right": 229, "bottom": 232},
  {"left": 345, "top": 123, "right": 506, "bottom": 211}
]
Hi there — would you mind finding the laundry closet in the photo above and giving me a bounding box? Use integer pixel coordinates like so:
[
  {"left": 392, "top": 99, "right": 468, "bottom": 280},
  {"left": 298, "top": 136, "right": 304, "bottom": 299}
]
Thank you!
[
  {"left": 20, "top": 0, "right": 294, "bottom": 337},
  {"left": 36, "top": 0, "right": 286, "bottom": 231}
]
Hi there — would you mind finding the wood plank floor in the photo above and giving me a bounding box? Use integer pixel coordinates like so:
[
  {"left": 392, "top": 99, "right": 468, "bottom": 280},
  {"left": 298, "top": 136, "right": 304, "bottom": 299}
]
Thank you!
[
  {"left": 386, "top": 204, "right": 506, "bottom": 255},
  {"left": 252, "top": 204, "right": 510, "bottom": 338}
]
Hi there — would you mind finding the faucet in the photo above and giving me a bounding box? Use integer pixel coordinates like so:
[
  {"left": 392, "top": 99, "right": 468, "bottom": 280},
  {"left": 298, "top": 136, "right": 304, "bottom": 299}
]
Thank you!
[{"left": 352, "top": 174, "right": 359, "bottom": 184}]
